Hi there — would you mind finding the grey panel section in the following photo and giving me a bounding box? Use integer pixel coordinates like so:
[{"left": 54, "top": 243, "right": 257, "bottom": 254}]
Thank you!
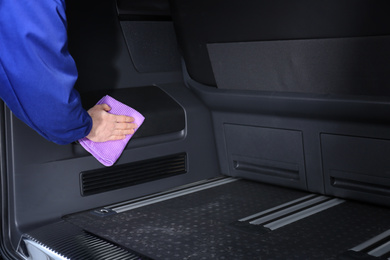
[
  {"left": 4, "top": 0, "right": 216, "bottom": 250},
  {"left": 5, "top": 82, "right": 220, "bottom": 247},
  {"left": 224, "top": 124, "right": 307, "bottom": 190},
  {"left": 120, "top": 21, "right": 182, "bottom": 73},
  {"left": 321, "top": 134, "right": 390, "bottom": 206},
  {"left": 208, "top": 36, "right": 390, "bottom": 96},
  {"left": 185, "top": 72, "right": 390, "bottom": 197}
]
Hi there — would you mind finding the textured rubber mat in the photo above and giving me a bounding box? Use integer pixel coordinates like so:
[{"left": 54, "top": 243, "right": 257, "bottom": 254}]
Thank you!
[{"left": 64, "top": 179, "right": 390, "bottom": 259}]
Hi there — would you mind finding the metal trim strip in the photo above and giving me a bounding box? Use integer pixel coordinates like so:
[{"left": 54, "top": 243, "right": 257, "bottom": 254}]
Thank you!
[
  {"left": 264, "top": 198, "right": 345, "bottom": 230},
  {"left": 249, "top": 195, "right": 328, "bottom": 225},
  {"left": 111, "top": 177, "right": 239, "bottom": 213}
]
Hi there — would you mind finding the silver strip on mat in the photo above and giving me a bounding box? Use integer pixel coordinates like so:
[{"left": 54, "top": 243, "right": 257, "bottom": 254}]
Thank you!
[
  {"left": 351, "top": 229, "right": 390, "bottom": 252},
  {"left": 111, "top": 177, "right": 239, "bottom": 213},
  {"left": 239, "top": 194, "right": 317, "bottom": 222},
  {"left": 107, "top": 177, "right": 230, "bottom": 209},
  {"left": 264, "top": 198, "right": 345, "bottom": 230},
  {"left": 368, "top": 240, "right": 390, "bottom": 258},
  {"left": 249, "top": 195, "right": 330, "bottom": 225}
]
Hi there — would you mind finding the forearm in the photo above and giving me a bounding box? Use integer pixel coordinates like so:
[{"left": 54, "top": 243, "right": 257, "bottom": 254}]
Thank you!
[{"left": 0, "top": 0, "right": 92, "bottom": 144}]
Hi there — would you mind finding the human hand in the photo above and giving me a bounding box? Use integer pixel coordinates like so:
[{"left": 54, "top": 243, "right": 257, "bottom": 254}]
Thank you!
[{"left": 85, "top": 104, "right": 137, "bottom": 142}]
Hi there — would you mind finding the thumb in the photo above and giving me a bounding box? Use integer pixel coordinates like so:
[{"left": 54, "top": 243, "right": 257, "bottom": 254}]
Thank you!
[{"left": 100, "top": 103, "right": 111, "bottom": 112}]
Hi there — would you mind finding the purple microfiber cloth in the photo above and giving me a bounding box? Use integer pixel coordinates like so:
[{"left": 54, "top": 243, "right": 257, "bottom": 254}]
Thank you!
[{"left": 79, "top": 95, "right": 145, "bottom": 167}]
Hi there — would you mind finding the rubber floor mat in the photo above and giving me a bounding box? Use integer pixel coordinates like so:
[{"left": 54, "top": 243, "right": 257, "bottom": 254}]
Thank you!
[{"left": 64, "top": 179, "right": 390, "bottom": 260}]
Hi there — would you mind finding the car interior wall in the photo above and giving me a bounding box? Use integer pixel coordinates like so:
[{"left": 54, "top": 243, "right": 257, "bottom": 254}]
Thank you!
[
  {"left": 170, "top": 0, "right": 390, "bottom": 207},
  {"left": 205, "top": 98, "right": 390, "bottom": 206},
  {"left": 170, "top": 0, "right": 390, "bottom": 86},
  {"left": 3, "top": 0, "right": 221, "bottom": 249},
  {"left": 3, "top": 0, "right": 390, "bottom": 255},
  {"left": 186, "top": 76, "right": 390, "bottom": 203}
]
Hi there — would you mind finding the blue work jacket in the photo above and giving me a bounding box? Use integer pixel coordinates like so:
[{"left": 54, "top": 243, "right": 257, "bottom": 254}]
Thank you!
[{"left": 0, "top": 0, "right": 92, "bottom": 144}]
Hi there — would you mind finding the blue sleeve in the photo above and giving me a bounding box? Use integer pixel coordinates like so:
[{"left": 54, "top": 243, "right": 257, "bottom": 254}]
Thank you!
[{"left": 0, "top": 0, "right": 92, "bottom": 145}]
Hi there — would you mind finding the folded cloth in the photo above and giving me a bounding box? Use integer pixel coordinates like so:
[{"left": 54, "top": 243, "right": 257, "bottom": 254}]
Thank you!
[{"left": 79, "top": 95, "right": 145, "bottom": 166}]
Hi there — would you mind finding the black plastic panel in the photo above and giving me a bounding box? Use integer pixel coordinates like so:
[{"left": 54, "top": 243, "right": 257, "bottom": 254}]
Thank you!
[
  {"left": 120, "top": 21, "right": 181, "bottom": 73},
  {"left": 171, "top": 0, "right": 390, "bottom": 86},
  {"left": 66, "top": 0, "right": 182, "bottom": 93},
  {"left": 80, "top": 86, "right": 185, "bottom": 138},
  {"left": 321, "top": 134, "right": 390, "bottom": 206},
  {"left": 208, "top": 36, "right": 390, "bottom": 96},
  {"left": 116, "top": 0, "right": 171, "bottom": 21},
  {"left": 224, "top": 124, "right": 307, "bottom": 190}
]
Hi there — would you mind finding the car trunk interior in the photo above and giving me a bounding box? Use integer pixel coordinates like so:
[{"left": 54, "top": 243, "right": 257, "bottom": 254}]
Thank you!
[{"left": 2, "top": 0, "right": 390, "bottom": 259}]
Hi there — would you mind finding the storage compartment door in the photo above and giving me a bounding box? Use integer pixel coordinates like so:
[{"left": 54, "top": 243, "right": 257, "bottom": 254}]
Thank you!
[
  {"left": 224, "top": 124, "right": 307, "bottom": 190},
  {"left": 321, "top": 134, "right": 390, "bottom": 206}
]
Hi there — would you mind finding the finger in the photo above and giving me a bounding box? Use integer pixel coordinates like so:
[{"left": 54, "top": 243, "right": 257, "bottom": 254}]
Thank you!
[
  {"left": 113, "top": 128, "right": 135, "bottom": 136},
  {"left": 114, "top": 115, "right": 135, "bottom": 123},
  {"left": 108, "top": 134, "right": 127, "bottom": 141},
  {"left": 115, "top": 122, "right": 137, "bottom": 130}
]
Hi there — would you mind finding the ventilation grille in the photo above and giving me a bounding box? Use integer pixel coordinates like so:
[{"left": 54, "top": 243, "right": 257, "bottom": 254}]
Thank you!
[{"left": 81, "top": 153, "right": 187, "bottom": 196}]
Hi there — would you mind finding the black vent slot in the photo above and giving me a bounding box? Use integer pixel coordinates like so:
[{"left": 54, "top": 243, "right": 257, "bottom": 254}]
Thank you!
[{"left": 81, "top": 153, "right": 187, "bottom": 196}]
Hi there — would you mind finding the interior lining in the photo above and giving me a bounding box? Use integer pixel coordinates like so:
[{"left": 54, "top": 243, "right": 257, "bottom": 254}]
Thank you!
[{"left": 208, "top": 36, "right": 390, "bottom": 96}]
